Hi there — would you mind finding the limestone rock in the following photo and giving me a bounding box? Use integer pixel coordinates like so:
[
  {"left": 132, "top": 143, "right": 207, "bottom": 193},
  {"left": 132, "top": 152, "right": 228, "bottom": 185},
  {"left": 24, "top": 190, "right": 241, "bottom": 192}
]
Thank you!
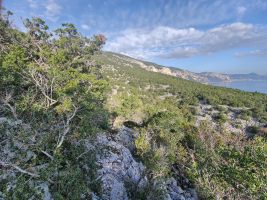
[{"left": 89, "top": 127, "right": 146, "bottom": 200}]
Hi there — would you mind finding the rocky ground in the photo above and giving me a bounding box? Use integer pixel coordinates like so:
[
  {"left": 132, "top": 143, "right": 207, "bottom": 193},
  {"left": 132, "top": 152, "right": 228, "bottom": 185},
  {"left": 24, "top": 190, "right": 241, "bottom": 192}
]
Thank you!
[
  {"left": 195, "top": 103, "right": 263, "bottom": 136},
  {"left": 0, "top": 117, "right": 198, "bottom": 200},
  {"left": 89, "top": 127, "right": 198, "bottom": 200}
]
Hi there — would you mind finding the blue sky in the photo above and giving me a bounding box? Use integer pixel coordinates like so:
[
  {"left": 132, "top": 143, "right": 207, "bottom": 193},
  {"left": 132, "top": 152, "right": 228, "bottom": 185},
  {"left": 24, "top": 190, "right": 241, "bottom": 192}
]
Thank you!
[{"left": 3, "top": 0, "right": 267, "bottom": 74}]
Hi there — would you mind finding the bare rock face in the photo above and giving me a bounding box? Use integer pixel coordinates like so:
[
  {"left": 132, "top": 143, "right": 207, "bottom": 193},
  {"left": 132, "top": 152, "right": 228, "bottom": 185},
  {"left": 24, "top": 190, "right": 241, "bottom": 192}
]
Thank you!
[
  {"left": 89, "top": 127, "right": 198, "bottom": 200},
  {"left": 89, "top": 127, "right": 146, "bottom": 200}
]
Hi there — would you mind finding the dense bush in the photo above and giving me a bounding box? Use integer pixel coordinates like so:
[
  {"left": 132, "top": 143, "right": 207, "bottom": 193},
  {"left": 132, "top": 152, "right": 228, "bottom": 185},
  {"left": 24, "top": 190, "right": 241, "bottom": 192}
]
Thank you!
[{"left": 0, "top": 11, "right": 108, "bottom": 199}]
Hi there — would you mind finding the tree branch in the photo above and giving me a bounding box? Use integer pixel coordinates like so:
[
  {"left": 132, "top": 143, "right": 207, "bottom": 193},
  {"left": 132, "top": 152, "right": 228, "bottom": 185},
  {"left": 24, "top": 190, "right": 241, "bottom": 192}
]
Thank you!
[
  {"left": 56, "top": 105, "right": 78, "bottom": 149},
  {"left": 0, "top": 91, "right": 18, "bottom": 120},
  {"left": 29, "top": 70, "right": 58, "bottom": 107},
  {"left": 0, "top": 161, "right": 40, "bottom": 178},
  {"left": 41, "top": 150, "right": 54, "bottom": 160}
]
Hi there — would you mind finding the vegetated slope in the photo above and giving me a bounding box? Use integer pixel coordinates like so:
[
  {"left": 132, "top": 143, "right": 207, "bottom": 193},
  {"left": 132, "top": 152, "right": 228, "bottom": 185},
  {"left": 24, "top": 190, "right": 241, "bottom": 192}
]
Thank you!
[
  {"left": 96, "top": 52, "right": 267, "bottom": 118},
  {"left": 94, "top": 51, "right": 267, "bottom": 199},
  {"left": 105, "top": 51, "right": 267, "bottom": 83},
  {"left": 1, "top": 10, "right": 267, "bottom": 199}
]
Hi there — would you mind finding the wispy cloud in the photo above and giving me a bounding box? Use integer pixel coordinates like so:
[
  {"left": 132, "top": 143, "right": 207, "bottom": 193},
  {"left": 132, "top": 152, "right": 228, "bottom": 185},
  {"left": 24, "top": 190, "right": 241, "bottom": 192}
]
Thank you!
[
  {"left": 81, "top": 24, "right": 90, "bottom": 30},
  {"left": 44, "top": 0, "right": 62, "bottom": 21},
  {"left": 27, "top": 0, "right": 38, "bottom": 8},
  {"left": 78, "top": 0, "right": 255, "bottom": 34},
  {"left": 237, "top": 6, "right": 247, "bottom": 19},
  {"left": 235, "top": 49, "right": 267, "bottom": 57},
  {"left": 25, "top": 0, "right": 62, "bottom": 22},
  {"left": 105, "top": 23, "right": 267, "bottom": 59},
  {"left": 254, "top": 0, "right": 267, "bottom": 10}
]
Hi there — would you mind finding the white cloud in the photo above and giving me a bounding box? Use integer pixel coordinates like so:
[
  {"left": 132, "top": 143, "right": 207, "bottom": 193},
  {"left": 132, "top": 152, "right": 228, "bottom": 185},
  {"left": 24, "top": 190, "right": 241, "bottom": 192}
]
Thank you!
[
  {"left": 106, "top": 26, "right": 202, "bottom": 52},
  {"left": 81, "top": 24, "right": 90, "bottom": 30},
  {"left": 44, "top": 0, "right": 62, "bottom": 21},
  {"left": 105, "top": 23, "right": 267, "bottom": 59}
]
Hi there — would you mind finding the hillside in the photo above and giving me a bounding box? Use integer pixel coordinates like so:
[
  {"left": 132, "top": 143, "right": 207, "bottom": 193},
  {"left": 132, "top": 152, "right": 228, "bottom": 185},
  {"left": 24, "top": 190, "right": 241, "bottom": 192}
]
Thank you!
[
  {"left": 1, "top": 14, "right": 267, "bottom": 200},
  {"left": 105, "top": 52, "right": 267, "bottom": 83},
  {"left": 94, "top": 51, "right": 267, "bottom": 199},
  {"left": 94, "top": 51, "right": 267, "bottom": 131}
]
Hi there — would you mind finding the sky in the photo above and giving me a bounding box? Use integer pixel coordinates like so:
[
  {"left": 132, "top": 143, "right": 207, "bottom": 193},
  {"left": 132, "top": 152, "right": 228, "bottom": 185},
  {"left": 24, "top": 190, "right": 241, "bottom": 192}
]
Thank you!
[{"left": 3, "top": 0, "right": 267, "bottom": 74}]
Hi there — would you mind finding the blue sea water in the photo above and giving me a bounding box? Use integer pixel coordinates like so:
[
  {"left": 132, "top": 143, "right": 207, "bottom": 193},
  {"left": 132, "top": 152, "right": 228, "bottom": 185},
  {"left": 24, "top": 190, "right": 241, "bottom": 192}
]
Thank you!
[{"left": 210, "top": 81, "right": 267, "bottom": 94}]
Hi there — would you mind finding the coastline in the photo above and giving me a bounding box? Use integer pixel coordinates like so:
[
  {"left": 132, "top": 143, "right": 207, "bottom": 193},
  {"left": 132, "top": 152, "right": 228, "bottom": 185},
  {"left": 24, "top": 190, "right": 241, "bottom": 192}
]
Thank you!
[{"left": 208, "top": 80, "right": 267, "bottom": 94}]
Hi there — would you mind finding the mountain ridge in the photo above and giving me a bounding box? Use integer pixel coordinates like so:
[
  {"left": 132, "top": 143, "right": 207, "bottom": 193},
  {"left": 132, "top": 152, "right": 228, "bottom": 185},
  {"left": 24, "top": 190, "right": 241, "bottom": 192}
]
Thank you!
[{"left": 106, "top": 51, "right": 267, "bottom": 83}]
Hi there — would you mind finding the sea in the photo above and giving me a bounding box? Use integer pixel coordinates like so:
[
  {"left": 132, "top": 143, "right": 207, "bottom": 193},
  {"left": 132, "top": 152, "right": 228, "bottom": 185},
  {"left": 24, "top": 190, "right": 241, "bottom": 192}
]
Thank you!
[{"left": 209, "top": 80, "right": 267, "bottom": 94}]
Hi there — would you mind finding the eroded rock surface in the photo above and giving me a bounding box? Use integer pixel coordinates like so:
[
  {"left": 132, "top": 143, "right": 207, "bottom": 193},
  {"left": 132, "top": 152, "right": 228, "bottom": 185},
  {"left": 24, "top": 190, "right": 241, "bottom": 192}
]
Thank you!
[
  {"left": 89, "top": 127, "right": 198, "bottom": 200},
  {"left": 89, "top": 127, "right": 146, "bottom": 200}
]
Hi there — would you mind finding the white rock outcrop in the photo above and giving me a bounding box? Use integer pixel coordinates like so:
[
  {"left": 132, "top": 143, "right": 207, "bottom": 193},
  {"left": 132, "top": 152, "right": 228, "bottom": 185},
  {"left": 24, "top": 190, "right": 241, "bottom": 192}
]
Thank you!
[{"left": 88, "top": 127, "right": 146, "bottom": 200}]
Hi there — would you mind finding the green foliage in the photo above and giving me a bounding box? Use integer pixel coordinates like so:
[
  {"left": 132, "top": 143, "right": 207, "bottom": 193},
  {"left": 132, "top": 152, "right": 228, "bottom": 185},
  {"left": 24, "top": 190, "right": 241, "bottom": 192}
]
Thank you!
[
  {"left": 213, "top": 112, "right": 228, "bottom": 125},
  {"left": 116, "top": 90, "right": 143, "bottom": 118},
  {"left": 238, "top": 109, "right": 253, "bottom": 120},
  {"left": 181, "top": 123, "right": 267, "bottom": 199},
  {"left": 217, "top": 137, "right": 267, "bottom": 198},
  {"left": 0, "top": 11, "right": 108, "bottom": 198},
  {"left": 134, "top": 104, "right": 188, "bottom": 178}
]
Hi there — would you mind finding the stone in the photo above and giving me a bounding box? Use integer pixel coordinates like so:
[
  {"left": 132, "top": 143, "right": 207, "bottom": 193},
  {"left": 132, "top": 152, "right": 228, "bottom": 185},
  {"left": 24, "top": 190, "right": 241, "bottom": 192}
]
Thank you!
[{"left": 37, "top": 182, "right": 53, "bottom": 200}]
